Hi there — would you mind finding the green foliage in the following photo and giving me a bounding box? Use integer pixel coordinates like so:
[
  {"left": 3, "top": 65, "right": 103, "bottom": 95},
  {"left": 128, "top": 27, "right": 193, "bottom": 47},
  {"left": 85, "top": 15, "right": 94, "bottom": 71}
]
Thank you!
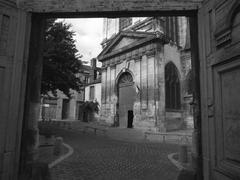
[
  {"left": 41, "top": 19, "right": 83, "bottom": 97},
  {"left": 83, "top": 101, "right": 100, "bottom": 113}
]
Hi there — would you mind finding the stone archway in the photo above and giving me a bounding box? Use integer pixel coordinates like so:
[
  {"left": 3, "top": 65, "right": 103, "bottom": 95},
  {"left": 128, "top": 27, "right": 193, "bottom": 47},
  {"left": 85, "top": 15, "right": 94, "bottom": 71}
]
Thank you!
[
  {"left": 165, "top": 62, "right": 181, "bottom": 110},
  {"left": 117, "top": 72, "right": 136, "bottom": 128}
]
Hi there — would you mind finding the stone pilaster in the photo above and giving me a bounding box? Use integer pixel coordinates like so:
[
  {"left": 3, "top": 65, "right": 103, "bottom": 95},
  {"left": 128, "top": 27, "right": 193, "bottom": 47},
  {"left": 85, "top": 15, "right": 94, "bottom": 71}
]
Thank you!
[
  {"left": 141, "top": 55, "right": 148, "bottom": 111},
  {"left": 133, "top": 56, "right": 141, "bottom": 127},
  {"left": 110, "top": 65, "right": 116, "bottom": 120},
  {"left": 100, "top": 68, "right": 107, "bottom": 122},
  {"left": 156, "top": 43, "right": 166, "bottom": 132},
  {"left": 101, "top": 68, "right": 107, "bottom": 104},
  {"left": 106, "top": 66, "right": 111, "bottom": 103},
  {"left": 147, "top": 55, "right": 156, "bottom": 129}
]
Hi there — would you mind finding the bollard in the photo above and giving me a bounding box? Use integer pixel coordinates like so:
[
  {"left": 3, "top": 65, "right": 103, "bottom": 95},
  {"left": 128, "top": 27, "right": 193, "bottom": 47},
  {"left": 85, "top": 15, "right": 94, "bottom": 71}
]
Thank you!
[
  {"left": 53, "top": 137, "right": 63, "bottom": 156},
  {"left": 179, "top": 144, "right": 188, "bottom": 163}
]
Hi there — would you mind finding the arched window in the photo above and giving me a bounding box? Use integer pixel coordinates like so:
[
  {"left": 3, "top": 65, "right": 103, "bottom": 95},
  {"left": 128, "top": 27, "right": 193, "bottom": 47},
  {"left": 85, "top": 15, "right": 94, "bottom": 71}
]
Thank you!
[
  {"left": 118, "top": 72, "right": 133, "bottom": 87},
  {"left": 165, "top": 62, "right": 181, "bottom": 110}
]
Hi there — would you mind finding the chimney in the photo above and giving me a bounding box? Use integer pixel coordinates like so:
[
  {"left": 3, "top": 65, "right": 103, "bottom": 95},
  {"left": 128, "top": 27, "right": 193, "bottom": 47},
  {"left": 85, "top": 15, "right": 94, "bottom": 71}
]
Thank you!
[{"left": 91, "top": 58, "right": 97, "bottom": 68}]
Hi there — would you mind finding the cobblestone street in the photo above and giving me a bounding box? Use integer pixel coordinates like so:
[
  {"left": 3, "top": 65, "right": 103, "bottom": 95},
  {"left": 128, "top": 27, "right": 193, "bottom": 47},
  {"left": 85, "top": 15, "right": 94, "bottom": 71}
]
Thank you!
[{"left": 51, "top": 129, "right": 179, "bottom": 180}]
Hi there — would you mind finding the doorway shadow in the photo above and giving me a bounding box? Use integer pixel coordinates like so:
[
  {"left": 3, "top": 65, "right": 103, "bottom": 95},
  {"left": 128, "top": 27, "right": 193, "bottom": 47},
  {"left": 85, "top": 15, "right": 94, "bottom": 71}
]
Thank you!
[{"left": 127, "top": 110, "right": 134, "bottom": 128}]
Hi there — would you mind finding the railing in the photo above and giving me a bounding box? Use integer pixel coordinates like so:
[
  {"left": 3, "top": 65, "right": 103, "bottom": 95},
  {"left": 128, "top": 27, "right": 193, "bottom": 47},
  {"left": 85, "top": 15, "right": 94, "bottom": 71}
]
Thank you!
[
  {"left": 144, "top": 131, "right": 192, "bottom": 144},
  {"left": 82, "top": 125, "right": 107, "bottom": 135}
]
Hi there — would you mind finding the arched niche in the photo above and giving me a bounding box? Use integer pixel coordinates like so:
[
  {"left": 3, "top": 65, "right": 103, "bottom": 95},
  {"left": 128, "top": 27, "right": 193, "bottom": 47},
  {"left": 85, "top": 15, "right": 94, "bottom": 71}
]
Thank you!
[
  {"left": 114, "top": 68, "right": 135, "bottom": 94},
  {"left": 165, "top": 62, "right": 181, "bottom": 110}
]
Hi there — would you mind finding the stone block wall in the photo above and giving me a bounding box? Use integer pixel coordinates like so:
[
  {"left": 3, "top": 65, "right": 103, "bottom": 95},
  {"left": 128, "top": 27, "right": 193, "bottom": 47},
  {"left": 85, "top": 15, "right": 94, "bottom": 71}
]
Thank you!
[
  {"left": 100, "top": 42, "right": 166, "bottom": 131},
  {"left": 100, "top": 33, "right": 190, "bottom": 132},
  {"left": 17, "top": 0, "right": 203, "bottom": 13}
]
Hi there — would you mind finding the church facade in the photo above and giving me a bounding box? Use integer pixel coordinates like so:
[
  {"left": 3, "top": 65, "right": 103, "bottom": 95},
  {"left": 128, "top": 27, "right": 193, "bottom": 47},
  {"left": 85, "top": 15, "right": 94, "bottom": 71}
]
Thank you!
[{"left": 98, "top": 17, "right": 192, "bottom": 132}]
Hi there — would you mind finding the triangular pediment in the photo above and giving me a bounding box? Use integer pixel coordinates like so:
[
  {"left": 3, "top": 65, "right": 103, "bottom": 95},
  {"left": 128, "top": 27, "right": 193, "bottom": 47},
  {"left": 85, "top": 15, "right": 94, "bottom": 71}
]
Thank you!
[
  {"left": 98, "top": 31, "right": 155, "bottom": 60},
  {"left": 110, "top": 36, "right": 143, "bottom": 52}
]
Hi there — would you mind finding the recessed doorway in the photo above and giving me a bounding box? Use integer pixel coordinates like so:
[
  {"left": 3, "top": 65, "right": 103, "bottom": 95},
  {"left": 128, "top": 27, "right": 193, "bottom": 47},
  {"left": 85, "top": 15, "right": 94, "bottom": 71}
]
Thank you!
[
  {"left": 127, "top": 110, "right": 134, "bottom": 128},
  {"left": 117, "top": 72, "right": 136, "bottom": 128}
]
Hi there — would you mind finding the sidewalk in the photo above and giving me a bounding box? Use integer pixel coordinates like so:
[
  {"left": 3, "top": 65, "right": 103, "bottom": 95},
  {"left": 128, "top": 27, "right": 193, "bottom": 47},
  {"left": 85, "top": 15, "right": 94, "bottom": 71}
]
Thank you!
[
  {"left": 106, "top": 127, "right": 146, "bottom": 142},
  {"left": 106, "top": 127, "right": 192, "bottom": 145},
  {"left": 38, "top": 120, "right": 193, "bottom": 144}
]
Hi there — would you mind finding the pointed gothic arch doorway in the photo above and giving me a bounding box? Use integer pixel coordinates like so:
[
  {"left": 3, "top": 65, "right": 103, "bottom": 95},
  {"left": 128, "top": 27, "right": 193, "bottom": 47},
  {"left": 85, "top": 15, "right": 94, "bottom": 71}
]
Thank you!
[
  {"left": 165, "top": 62, "right": 181, "bottom": 110},
  {"left": 117, "top": 72, "right": 136, "bottom": 128}
]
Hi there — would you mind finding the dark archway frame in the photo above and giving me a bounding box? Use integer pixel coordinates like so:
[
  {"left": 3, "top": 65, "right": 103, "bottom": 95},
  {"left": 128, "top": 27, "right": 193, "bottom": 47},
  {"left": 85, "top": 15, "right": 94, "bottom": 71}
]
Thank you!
[{"left": 22, "top": 10, "right": 202, "bottom": 180}]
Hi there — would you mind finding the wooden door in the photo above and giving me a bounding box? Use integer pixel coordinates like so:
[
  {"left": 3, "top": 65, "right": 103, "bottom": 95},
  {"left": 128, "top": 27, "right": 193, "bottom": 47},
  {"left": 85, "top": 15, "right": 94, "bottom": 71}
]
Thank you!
[
  {"left": 198, "top": 0, "right": 240, "bottom": 179},
  {"left": 118, "top": 84, "right": 135, "bottom": 127},
  {"left": 118, "top": 72, "right": 136, "bottom": 128},
  {"left": 0, "top": 1, "right": 30, "bottom": 179}
]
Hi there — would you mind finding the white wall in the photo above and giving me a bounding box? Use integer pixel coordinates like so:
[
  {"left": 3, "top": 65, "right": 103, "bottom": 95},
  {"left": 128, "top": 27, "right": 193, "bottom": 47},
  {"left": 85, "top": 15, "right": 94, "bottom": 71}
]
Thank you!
[
  {"left": 85, "top": 83, "right": 102, "bottom": 106},
  {"left": 85, "top": 86, "right": 90, "bottom": 101}
]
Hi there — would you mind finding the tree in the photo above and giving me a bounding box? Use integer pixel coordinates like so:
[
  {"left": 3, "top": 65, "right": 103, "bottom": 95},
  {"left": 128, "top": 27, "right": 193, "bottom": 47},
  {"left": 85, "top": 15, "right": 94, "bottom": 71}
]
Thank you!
[
  {"left": 82, "top": 101, "right": 100, "bottom": 122},
  {"left": 42, "top": 19, "right": 83, "bottom": 97}
]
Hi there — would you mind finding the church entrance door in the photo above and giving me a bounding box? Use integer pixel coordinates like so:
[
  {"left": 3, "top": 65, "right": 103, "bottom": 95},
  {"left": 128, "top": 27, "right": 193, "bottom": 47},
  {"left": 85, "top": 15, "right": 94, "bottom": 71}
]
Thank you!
[
  {"left": 118, "top": 72, "right": 136, "bottom": 128},
  {"left": 127, "top": 110, "right": 134, "bottom": 128}
]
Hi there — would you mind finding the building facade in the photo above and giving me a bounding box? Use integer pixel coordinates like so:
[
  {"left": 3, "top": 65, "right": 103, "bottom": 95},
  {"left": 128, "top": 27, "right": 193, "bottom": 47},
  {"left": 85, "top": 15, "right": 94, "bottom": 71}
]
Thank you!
[
  {"left": 99, "top": 17, "right": 192, "bottom": 132},
  {"left": 84, "top": 58, "right": 102, "bottom": 105},
  {"left": 84, "top": 58, "right": 102, "bottom": 122},
  {"left": 41, "top": 58, "right": 102, "bottom": 122},
  {"left": 40, "top": 64, "right": 92, "bottom": 121}
]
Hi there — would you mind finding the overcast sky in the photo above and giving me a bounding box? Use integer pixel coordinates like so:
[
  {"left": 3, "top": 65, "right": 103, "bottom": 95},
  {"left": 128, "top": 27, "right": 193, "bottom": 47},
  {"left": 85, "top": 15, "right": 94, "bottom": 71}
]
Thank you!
[{"left": 59, "top": 18, "right": 104, "bottom": 66}]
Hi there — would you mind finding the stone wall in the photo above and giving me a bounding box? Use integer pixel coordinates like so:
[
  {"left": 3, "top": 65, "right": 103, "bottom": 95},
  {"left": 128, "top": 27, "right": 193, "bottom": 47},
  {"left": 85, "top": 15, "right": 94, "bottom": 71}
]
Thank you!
[
  {"left": 100, "top": 33, "right": 191, "bottom": 132},
  {"left": 17, "top": 0, "right": 203, "bottom": 13},
  {"left": 163, "top": 44, "right": 185, "bottom": 131},
  {"left": 101, "top": 42, "right": 161, "bottom": 129}
]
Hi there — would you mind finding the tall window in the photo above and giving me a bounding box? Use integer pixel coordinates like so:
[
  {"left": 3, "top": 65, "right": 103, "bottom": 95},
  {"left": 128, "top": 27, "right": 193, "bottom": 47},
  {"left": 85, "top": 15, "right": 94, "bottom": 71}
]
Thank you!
[
  {"left": 165, "top": 62, "right": 181, "bottom": 110},
  {"left": 84, "top": 76, "right": 88, "bottom": 83},
  {"left": 89, "top": 86, "right": 95, "bottom": 100},
  {"left": 94, "top": 70, "right": 97, "bottom": 80}
]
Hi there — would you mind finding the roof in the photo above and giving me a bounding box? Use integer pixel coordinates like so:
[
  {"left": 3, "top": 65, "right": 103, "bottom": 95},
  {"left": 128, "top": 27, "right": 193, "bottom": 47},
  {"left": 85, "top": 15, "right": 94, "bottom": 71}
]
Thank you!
[{"left": 98, "top": 30, "right": 169, "bottom": 62}]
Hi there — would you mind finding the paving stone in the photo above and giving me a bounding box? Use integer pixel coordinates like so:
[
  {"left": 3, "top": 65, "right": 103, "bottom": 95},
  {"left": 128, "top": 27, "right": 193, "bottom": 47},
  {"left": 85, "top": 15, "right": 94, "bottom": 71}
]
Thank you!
[{"left": 51, "top": 128, "right": 179, "bottom": 180}]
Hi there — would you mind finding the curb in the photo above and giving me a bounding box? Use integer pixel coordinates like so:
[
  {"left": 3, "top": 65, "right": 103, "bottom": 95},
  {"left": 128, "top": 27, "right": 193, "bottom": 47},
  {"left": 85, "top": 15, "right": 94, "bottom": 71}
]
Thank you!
[
  {"left": 168, "top": 153, "right": 185, "bottom": 170},
  {"left": 48, "top": 143, "right": 74, "bottom": 168}
]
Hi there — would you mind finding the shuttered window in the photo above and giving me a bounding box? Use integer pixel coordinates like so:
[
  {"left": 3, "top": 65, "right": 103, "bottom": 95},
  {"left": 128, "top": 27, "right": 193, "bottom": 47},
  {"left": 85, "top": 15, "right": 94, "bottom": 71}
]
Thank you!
[{"left": 89, "top": 86, "right": 95, "bottom": 100}]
